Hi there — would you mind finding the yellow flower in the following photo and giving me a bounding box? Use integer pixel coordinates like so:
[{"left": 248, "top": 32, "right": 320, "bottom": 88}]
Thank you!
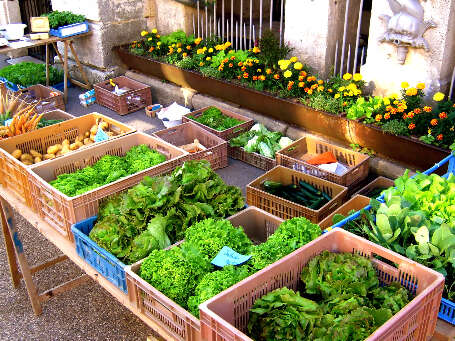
[
  {"left": 405, "top": 88, "right": 418, "bottom": 96},
  {"left": 225, "top": 41, "right": 232, "bottom": 47},
  {"left": 278, "top": 60, "right": 286, "bottom": 65},
  {"left": 206, "top": 57, "right": 211, "bottom": 61},
  {"left": 152, "top": 29, "right": 158, "bottom": 34},
  {"left": 318, "top": 80, "right": 324, "bottom": 85},
  {"left": 390, "top": 93, "right": 398, "bottom": 99},
  {"left": 208, "top": 48, "right": 214, "bottom": 53},
  {"left": 353, "top": 73, "right": 362, "bottom": 81},
  {"left": 294, "top": 62, "right": 303, "bottom": 70},
  {"left": 140, "top": 30, "right": 148, "bottom": 37},
  {"left": 283, "top": 70, "right": 292, "bottom": 78},
  {"left": 433, "top": 92, "right": 445, "bottom": 102},
  {"left": 177, "top": 48, "right": 182, "bottom": 53},
  {"left": 383, "top": 98, "right": 390, "bottom": 106},
  {"left": 317, "top": 86, "right": 324, "bottom": 92},
  {"left": 280, "top": 61, "right": 291, "bottom": 70},
  {"left": 290, "top": 57, "right": 298, "bottom": 63},
  {"left": 334, "top": 93, "right": 341, "bottom": 99},
  {"left": 183, "top": 52, "right": 188, "bottom": 57},
  {"left": 401, "top": 81, "right": 409, "bottom": 88},
  {"left": 148, "top": 37, "right": 153, "bottom": 41},
  {"left": 343, "top": 73, "right": 352, "bottom": 80},
  {"left": 252, "top": 46, "right": 261, "bottom": 53},
  {"left": 416, "top": 83, "right": 425, "bottom": 90},
  {"left": 195, "top": 37, "right": 202, "bottom": 45},
  {"left": 339, "top": 86, "right": 345, "bottom": 92},
  {"left": 157, "top": 42, "right": 162, "bottom": 46},
  {"left": 199, "top": 62, "right": 204, "bottom": 66}
]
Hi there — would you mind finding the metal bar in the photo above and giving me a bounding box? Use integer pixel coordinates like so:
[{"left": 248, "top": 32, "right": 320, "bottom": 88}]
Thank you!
[
  {"left": 205, "top": 5, "right": 208, "bottom": 39},
  {"left": 450, "top": 67, "right": 455, "bottom": 99},
  {"left": 259, "top": 0, "right": 263, "bottom": 38},
  {"left": 253, "top": 24, "right": 256, "bottom": 46},
  {"left": 236, "top": 21, "right": 239, "bottom": 50},
  {"left": 353, "top": 0, "right": 364, "bottom": 74},
  {"left": 270, "top": 0, "right": 274, "bottom": 30},
  {"left": 209, "top": 15, "right": 212, "bottom": 37},
  {"left": 201, "top": 16, "right": 204, "bottom": 40},
  {"left": 222, "top": 0, "right": 225, "bottom": 40},
  {"left": 193, "top": 14, "right": 196, "bottom": 36},
  {"left": 218, "top": 20, "right": 221, "bottom": 38},
  {"left": 279, "top": 0, "right": 284, "bottom": 46},
  {"left": 227, "top": 19, "right": 230, "bottom": 42},
  {"left": 360, "top": 46, "right": 366, "bottom": 66},
  {"left": 231, "top": 0, "right": 234, "bottom": 44},
  {"left": 334, "top": 41, "right": 339, "bottom": 76},
  {"left": 340, "top": 0, "right": 351, "bottom": 76},
  {"left": 214, "top": 2, "right": 217, "bottom": 37},
  {"left": 347, "top": 44, "right": 351, "bottom": 75},
  {"left": 197, "top": 1, "right": 200, "bottom": 38},
  {"left": 244, "top": 22, "right": 247, "bottom": 50},
  {"left": 249, "top": 0, "right": 253, "bottom": 49},
  {"left": 240, "top": 0, "right": 243, "bottom": 49}
]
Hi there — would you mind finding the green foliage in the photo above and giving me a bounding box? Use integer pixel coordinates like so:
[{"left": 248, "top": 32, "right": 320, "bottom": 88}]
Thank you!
[
  {"left": 184, "top": 219, "right": 253, "bottom": 261},
  {"left": 175, "top": 57, "right": 197, "bottom": 70},
  {"left": 89, "top": 160, "right": 245, "bottom": 264},
  {"left": 37, "top": 118, "right": 64, "bottom": 128},
  {"left": 347, "top": 96, "right": 384, "bottom": 121},
  {"left": 307, "top": 93, "right": 343, "bottom": 115},
  {"left": 381, "top": 120, "right": 410, "bottom": 136},
  {"left": 0, "top": 62, "right": 63, "bottom": 87},
  {"left": 199, "top": 66, "right": 222, "bottom": 79},
  {"left": 257, "top": 30, "right": 292, "bottom": 68},
  {"left": 188, "top": 106, "right": 244, "bottom": 131},
  {"left": 159, "top": 30, "right": 195, "bottom": 47},
  {"left": 187, "top": 265, "right": 250, "bottom": 317},
  {"left": 50, "top": 145, "right": 166, "bottom": 197},
  {"left": 42, "top": 10, "right": 85, "bottom": 29}
]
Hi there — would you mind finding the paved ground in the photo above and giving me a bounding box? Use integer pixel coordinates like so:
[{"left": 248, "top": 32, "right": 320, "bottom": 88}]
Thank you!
[{"left": 0, "top": 56, "right": 263, "bottom": 340}]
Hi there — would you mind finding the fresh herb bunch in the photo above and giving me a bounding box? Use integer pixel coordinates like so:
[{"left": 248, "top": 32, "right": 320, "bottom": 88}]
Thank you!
[
  {"left": 189, "top": 106, "right": 244, "bottom": 131},
  {"left": 381, "top": 119, "right": 410, "bottom": 136},
  {"left": 257, "top": 30, "right": 292, "bottom": 68},
  {"left": 42, "top": 11, "right": 86, "bottom": 29},
  {"left": 51, "top": 145, "right": 166, "bottom": 197},
  {"left": 0, "top": 62, "right": 63, "bottom": 87},
  {"left": 37, "top": 118, "right": 64, "bottom": 128}
]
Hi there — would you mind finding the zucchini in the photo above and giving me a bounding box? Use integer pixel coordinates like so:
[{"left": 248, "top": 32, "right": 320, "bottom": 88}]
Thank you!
[
  {"left": 299, "top": 180, "right": 322, "bottom": 196},
  {"left": 263, "top": 180, "right": 283, "bottom": 191},
  {"left": 321, "top": 191, "right": 331, "bottom": 201},
  {"left": 309, "top": 197, "right": 327, "bottom": 210}
]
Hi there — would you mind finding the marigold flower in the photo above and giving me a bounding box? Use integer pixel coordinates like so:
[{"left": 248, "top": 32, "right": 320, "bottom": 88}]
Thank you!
[
  {"left": 252, "top": 46, "right": 261, "bottom": 53},
  {"left": 334, "top": 93, "right": 341, "bottom": 99},
  {"left": 437, "top": 134, "right": 443, "bottom": 141},
  {"left": 317, "top": 86, "right": 324, "bottom": 92},
  {"left": 177, "top": 48, "right": 182, "bottom": 53},
  {"left": 259, "top": 75, "right": 266, "bottom": 81},
  {"left": 152, "top": 29, "right": 158, "bottom": 34},
  {"left": 294, "top": 62, "right": 303, "bottom": 70},
  {"left": 182, "top": 52, "right": 188, "bottom": 57},
  {"left": 253, "top": 76, "right": 258, "bottom": 81},
  {"left": 290, "top": 57, "right": 298, "bottom": 63},
  {"left": 243, "top": 73, "right": 249, "bottom": 79},
  {"left": 156, "top": 35, "right": 160, "bottom": 38},
  {"left": 237, "top": 75, "right": 241, "bottom": 80},
  {"left": 353, "top": 73, "right": 362, "bottom": 81},
  {"left": 186, "top": 46, "right": 191, "bottom": 50},
  {"left": 195, "top": 37, "right": 202, "bottom": 45},
  {"left": 148, "top": 37, "right": 154, "bottom": 41},
  {"left": 406, "top": 88, "right": 418, "bottom": 96},
  {"left": 414, "top": 108, "right": 421, "bottom": 114},
  {"left": 428, "top": 129, "right": 432, "bottom": 134},
  {"left": 230, "top": 56, "right": 236, "bottom": 60},
  {"left": 397, "top": 106, "right": 405, "bottom": 113},
  {"left": 199, "top": 62, "right": 204, "bottom": 66},
  {"left": 308, "top": 89, "right": 313, "bottom": 95},
  {"left": 328, "top": 89, "right": 333, "bottom": 93},
  {"left": 149, "top": 47, "right": 154, "bottom": 52},
  {"left": 284, "top": 70, "right": 292, "bottom": 78},
  {"left": 451, "top": 126, "right": 455, "bottom": 131},
  {"left": 304, "top": 87, "right": 310, "bottom": 93},
  {"left": 439, "top": 112, "right": 448, "bottom": 119},
  {"left": 375, "top": 114, "right": 383, "bottom": 122},
  {"left": 287, "top": 81, "right": 294, "bottom": 90},
  {"left": 206, "top": 57, "right": 211, "bottom": 61},
  {"left": 384, "top": 113, "right": 390, "bottom": 120},
  {"left": 386, "top": 105, "right": 393, "bottom": 112},
  {"left": 339, "top": 86, "right": 345, "bottom": 92},
  {"left": 141, "top": 30, "right": 148, "bottom": 36},
  {"left": 430, "top": 119, "right": 438, "bottom": 126},
  {"left": 298, "top": 76, "right": 305, "bottom": 81},
  {"left": 300, "top": 71, "right": 307, "bottom": 77},
  {"left": 238, "top": 62, "right": 243, "bottom": 67},
  {"left": 401, "top": 81, "right": 409, "bottom": 88},
  {"left": 274, "top": 74, "right": 280, "bottom": 80},
  {"left": 343, "top": 73, "right": 352, "bottom": 80},
  {"left": 407, "top": 112, "right": 415, "bottom": 119},
  {"left": 402, "top": 113, "right": 407, "bottom": 120},
  {"left": 280, "top": 62, "right": 290, "bottom": 70},
  {"left": 299, "top": 82, "right": 305, "bottom": 88},
  {"left": 423, "top": 106, "right": 432, "bottom": 112},
  {"left": 433, "top": 92, "right": 445, "bottom": 102},
  {"left": 312, "top": 84, "right": 319, "bottom": 90},
  {"left": 307, "top": 76, "right": 316, "bottom": 82},
  {"left": 257, "top": 69, "right": 262, "bottom": 73},
  {"left": 241, "top": 66, "right": 246, "bottom": 71},
  {"left": 408, "top": 123, "right": 416, "bottom": 130},
  {"left": 229, "top": 63, "right": 233, "bottom": 68},
  {"left": 416, "top": 83, "right": 425, "bottom": 90},
  {"left": 225, "top": 41, "right": 232, "bottom": 47},
  {"left": 383, "top": 98, "right": 391, "bottom": 106},
  {"left": 266, "top": 69, "right": 272, "bottom": 75}
]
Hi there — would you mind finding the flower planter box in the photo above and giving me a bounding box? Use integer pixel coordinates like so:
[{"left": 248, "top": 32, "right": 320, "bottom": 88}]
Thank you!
[
  {"left": 49, "top": 21, "right": 89, "bottom": 38},
  {"left": 115, "top": 46, "right": 449, "bottom": 171}
]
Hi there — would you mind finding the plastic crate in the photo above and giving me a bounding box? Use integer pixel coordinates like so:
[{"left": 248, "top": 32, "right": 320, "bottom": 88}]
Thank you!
[
  {"left": 200, "top": 228, "right": 445, "bottom": 341},
  {"left": 354, "top": 176, "right": 394, "bottom": 198},
  {"left": 228, "top": 146, "right": 276, "bottom": 171},
  {"left": 182, "top": 107, "right": 254, "bottom": 141},
  {"left": 246, "top": 165, "right": 348, "bottom": 223},
  {"left": 125, "top": 207, "right": 284, "bottom": 341},
  {"left": 71, "top": 216, "right": 128, "bottom": 293},
  {"left": 28, "top": 132, "right": 187, "bottom": 242},
  {"left": 318, "top": 194, "right": 370, "bottom": 230},
  {"left": 49, "top": 21, "right": 89, "bottom": 38},
  {"left": 153, "top": 122, "right": 228, "bottom": 170},
  {"left": 94, "top": 76, "right": 152, "bottom": 115},
  {"left": 276, "top": 136, "right": 370, "bottom": 187},
  {"left": 17, "top": 84, "right": 65, "bottom": 113},
  {"left": 0, "top": 113, "right": 134, "bottom": 209}
]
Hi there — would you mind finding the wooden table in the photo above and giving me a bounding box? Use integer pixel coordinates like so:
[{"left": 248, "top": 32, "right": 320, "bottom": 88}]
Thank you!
[
  {"left": 0, "top": 32, "right": 92, "bottom": 102},
  {"left": 0, "top": 186, "right": 453, "bottom": 340}
]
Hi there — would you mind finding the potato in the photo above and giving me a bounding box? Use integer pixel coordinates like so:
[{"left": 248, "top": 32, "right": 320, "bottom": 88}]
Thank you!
[
  {"left": 43, "top": 153, "right": 56, "bottom": 160},
  {"left": 56, "top": 151, "right": 62, "bottom": 157},
  {"left": 11, "top": 149, "right": 22, "bottom": 159},
  {"left": 20, "top": 153, "right": 33, "bottom": 162},
  {"left": 84, "top": 131, "right": 90, "bottom": 138},
  {"left": 29, "top": 149, "right": 42, "bottom": 158},
  {"left": 84, "top": 138, "right": 94, "bottom": 145},
  {"left": 69, "top": 143, "right": 79, "bottom": 151},
  {"left": 22, "top": 161, "right": 33, "bottom": 166},
  {"left": 61, "top": 146, "right": 70, "bottom": 155},
  {"left": 62, "top": 139, "right": 70, "bottom": 146},
  {"left": 75, "top": 141, "right": 84, "bottom": 148},
  {"left": 106, "top": 132, "right": 114, "bottom": 137},
  {"left": 47, "top": 145, "right": 60, "bottom": 155},
  {"left": 89, "top": 134, "right": 96, "bottom": 142},
  {"left": 75, "top": 135, "right": 84, "bottom": 143},
  {"left": 90, "top": 125, "right": 98, "bottom": 135},
  {"left": 34, "top": 156, "right": 42, "bottom": 164},
  {"left": 99, "top": 122, "right": 108, "bottom": 131}
]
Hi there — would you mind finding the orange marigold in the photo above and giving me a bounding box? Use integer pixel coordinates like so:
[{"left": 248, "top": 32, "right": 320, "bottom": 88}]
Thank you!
[
  {"left": 238, "top": 62, "right": 243, "bottom": 67},
  {"left": 384, "top": 113, "right": 391, "bottom": 120},
  {"left": 408, "top": 123, "right": 416, "bottom": 130},
  {"left": 407, "top": 112, "right": 415, "bottom": 119},
  {"left": 241, "top": 66, "right": 246, "bottom": 72},
  {"left": 300, "top": 71, "right": 307, "bottom": 77},
  {"left": 298, "top": 82, "right": 305, "bottom": 88},
  {"left": 414, "top": 108, "right": 422, "bottom": 114},
  {"left": 266, "top": 68, "right": 272, "bottom": 75},
  {"left": 243, "top": 73, "right": 249, "bottom": 79},
  {"left": 253, "top": 76, "right": 258, "bottom": 81},
  {"left": 430, "top": 119, "right": 438, "bottom": 126},
  {"left": 375, "top": 114, "right": 383, "bottom": 122},
  {"left": 439, "top": 112, "right": 448, "bottom": 119},
  {"left": 423, "top": 106, "right": 432, "bottom": 112},
  {"left": 437, "top": 134, "right": 443, "bottom": 141},
  {"left": 274, "top": 74, "right": 280, "bottom": 80},
  {"left": 229, "top": 63, "right": 233, "bottom": 68}
]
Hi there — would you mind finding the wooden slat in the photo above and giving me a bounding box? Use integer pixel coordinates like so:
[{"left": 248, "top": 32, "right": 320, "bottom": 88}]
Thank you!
[
  {"left": 39, "top": 274, "right": 90, "bottom": 303},
  {"left": 30, "top": 255, "right": 67, "bottom": 274}
]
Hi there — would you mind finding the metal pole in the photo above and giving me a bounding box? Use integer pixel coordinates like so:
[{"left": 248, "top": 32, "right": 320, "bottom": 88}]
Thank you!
[
  {"left": 450, "top": 67, "right": 455, "bottom": 100},
  {"left": 340, "top": 0, "right": 351, "bottom": 76},
  {"left": 193, "top": 15, "right": 196, "bottom": 36},
  {"left": 236, "top": 21, "right": 239, "bottom": 50},
  {"left": 347, "top": 44, "right": 351, "bottom": 75},
  {"left": 231, "top": 0, "right": 234, "bottom": 44},
  {"left": 360, "top": 46, "right": 366, "bottom": 68},
  {"left": 279, "top": 0, "right": 284, "bottom": 46},
  {"left": 205, "top": 5, "right": 208, "bottom": 39},
  {"left": 222, "top": 0, "right": 225, "bottom": 40},
  {"left": 244, "top": 22, "right": 247, "bottom": 50},
  {"left": 240, "top": 0, "right": 243, "bottom": 49},
  {"left": 353, "top": 0, "right": 364, "bottom": 74},
  {"left": 334, "top": 41, "right": 339, "bottom": 76},
  {"left": 270, "top": 0, "right": 274, "bottom": 30},
  {"left": 249, "top": 0, "right": 253, "bottom": 49},
  {"left": 214, "top": 2, "right": 217, "bottom": 38},
  {"left": 197, "top": 1, "right": 200, "bottom": 37},
  {"left": 259, "top": 0, "right": 263, "bottom": 38}
]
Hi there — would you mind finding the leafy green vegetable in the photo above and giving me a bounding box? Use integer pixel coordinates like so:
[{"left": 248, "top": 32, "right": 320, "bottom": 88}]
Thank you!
[
  {"left": 184, "top": 219, "right": 253, "bottom": 261},
  {"left": 37, "top": 118, "right": 65, "bottom": 128},
  {"left": 50, "top": 145, "right": 166, "bottom": 197},
  {"left": 42, "top": 10, "right": 86, "bottom": 29},
  {"left": 188, "top": 107, "right": 244, "bottom": 131},
  {"left": 0, "top": 62, "right": 63, "bottom": 87}
]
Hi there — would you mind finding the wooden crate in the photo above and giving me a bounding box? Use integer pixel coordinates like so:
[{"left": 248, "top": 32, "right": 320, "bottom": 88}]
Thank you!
[
  {"left": 182, "top": 107, "right": 254, "bottom": 141},
  {"left": 246, "top": 165, "right": 348, "bottom": 222},
  {"left": 354, "top": 176, "right": 394, "bottom": 198},
  {"left": 228, "top": 146, "right": 276, "bottom": 171},
  {"left": 276, "top": 136, "right": 370, "bottom": 187},
  {"left": 94, "top": 76, "right": 152, "bottom": 115},
  {"left": 318, "top": 194, "right": 370, "bottom": 230},
  {"left": 17, "top": 84, "right": 65, "bottom": 113}
]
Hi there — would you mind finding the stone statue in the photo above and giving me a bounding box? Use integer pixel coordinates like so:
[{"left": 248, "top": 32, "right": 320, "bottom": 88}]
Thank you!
[{"left": 379, "top": 0, "right": 436, "bottom": 64}]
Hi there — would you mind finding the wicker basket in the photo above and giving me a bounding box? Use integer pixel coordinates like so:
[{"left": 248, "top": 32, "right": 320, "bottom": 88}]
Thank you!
[
  {"left": 354, "top": 176, "right": 395, "bottom": 198},
  {"left": 200, "top": 228, "right": 445, "bottom": 341},
  {"left": 318, "top": 194, "right": 370, "bottom": 230},
  {"left": 276, "top": 136, "right": 370, "bottom": 187},
  {"left": 182, "top": 107, "right": 254, "bottom": 141},
  {"left": 0, "top": 112, "right": 132, "bottom": 209},
  {"left": 246, "top": 165, "right": 347, "bottom": 222},
  {"left": 228, "top": 146, "right": 276, "bottom": 171},
  {"left": 94, "top": 76, "right": 152, "bottom": 115},
  {"left": 17, "top": 84, "right": 65, "bottom": 113},
  {"left": 27, "top": 132, "right": 187, "bottom": 241},
  {"left": 153, "top": 122, "right": 228, "bottom": 170},
  {"left": 125, "top": 207, "right": 284, "bottom": 341}
]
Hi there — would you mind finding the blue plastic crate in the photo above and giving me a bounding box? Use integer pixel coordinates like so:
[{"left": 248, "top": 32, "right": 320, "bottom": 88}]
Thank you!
[
  {"left": 0, "top": 77, "right": 21, "bottom": 91},
  {"left": 51, "top": 80, "right": 72, "bottom": 92},
  {"left": 49, "top": 21, "right": 89, "bottom": 38},
  {"left": 71, "top": 216, "right": 127, "bottom": 293}
]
